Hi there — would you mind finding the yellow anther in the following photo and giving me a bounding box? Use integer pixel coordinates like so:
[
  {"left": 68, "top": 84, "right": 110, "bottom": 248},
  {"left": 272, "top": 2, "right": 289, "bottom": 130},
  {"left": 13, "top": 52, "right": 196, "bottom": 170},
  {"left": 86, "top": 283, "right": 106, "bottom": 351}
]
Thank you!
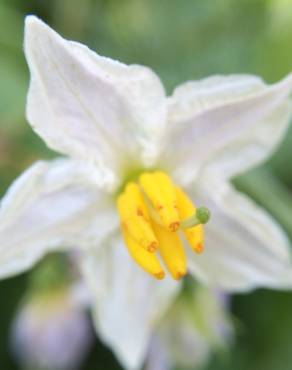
[
  {"left": 139, "top": 172, "right": 180, "bottom": 232},
  {"left": 152, "top": 221, "right": 187, "bottom": 280},
  {"left": 117, "top": 183, "right": 158, "bottom": 252},
  {"left": 176, "top": 186, "right": 204, "bottom": 254},
  {"left": 124, "top": 183, "right": 150, "bottom": 221},
  {"left": 117, "top": 171, "right": 210, "bottom": 280},
  {"left": 121, "top": 226, "right": 165, "bottom": 280}
]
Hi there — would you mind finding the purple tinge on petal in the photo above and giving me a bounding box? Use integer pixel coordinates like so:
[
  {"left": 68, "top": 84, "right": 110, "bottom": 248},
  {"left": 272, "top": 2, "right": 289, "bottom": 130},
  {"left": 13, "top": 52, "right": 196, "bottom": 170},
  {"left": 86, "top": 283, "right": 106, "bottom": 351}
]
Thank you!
[
  {"left": 145, "top": 336, "right": 171, "bottom": 370},
  {"left": 10, "top": 294, "right": 93, "bottom": 370}
]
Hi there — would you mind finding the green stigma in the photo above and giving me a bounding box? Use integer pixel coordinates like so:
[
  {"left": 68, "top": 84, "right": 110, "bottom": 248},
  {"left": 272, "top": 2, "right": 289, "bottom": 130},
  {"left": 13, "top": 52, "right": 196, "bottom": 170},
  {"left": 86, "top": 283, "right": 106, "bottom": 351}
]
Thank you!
[{"left": 180, "top": 206, "right": 211, "bottom": 229}]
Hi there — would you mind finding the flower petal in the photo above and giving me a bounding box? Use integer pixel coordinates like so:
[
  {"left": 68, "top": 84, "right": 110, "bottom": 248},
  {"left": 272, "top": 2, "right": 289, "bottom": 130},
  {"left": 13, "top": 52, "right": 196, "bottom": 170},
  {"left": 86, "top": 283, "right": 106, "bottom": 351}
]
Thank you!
[
  {"left": 81, "top": 235, "right": 180, "bottom": 370},
  {"left": 153, "top": 286, "right": 232, "bottom": 369},
  {"left": 0, "top": 159, "right": 116, "bottom": 279},
  {"left": 162, "top": 74, "right": 292, "bottom": 186},
  {"left": 24, "top": 16, "right": 166, "bottom": 179},
  {"left": 187, "top": 176, "right": 292, "bottom": 292},
  {"left": 144, "top": 336, "right": 171, "bottom": 370}
]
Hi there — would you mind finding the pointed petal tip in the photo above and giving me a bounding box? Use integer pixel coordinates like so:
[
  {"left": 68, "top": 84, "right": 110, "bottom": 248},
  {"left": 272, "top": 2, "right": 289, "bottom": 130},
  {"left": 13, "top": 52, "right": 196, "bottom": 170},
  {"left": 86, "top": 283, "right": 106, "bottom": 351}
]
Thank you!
[
  {"left": 24, "top": 15, "right": 54, "bottom": 49},
  {"left": 24, "top": 15, "right": 44, "bottom": 32},
  {"left": 24, "top": 15, "right": 45, "bottom": 52}
]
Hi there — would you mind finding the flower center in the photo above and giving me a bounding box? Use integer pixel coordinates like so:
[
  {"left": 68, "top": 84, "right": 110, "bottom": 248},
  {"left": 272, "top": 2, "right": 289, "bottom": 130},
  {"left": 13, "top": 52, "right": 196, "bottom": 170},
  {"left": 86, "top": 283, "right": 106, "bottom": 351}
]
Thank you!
[{"left": 117, "top": 171, "right": 210, "bottom": 281}]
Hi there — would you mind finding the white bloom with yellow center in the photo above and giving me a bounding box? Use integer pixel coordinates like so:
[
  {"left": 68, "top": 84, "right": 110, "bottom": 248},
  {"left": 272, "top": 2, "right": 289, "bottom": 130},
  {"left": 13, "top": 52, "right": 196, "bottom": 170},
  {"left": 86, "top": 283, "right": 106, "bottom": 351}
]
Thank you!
[{"left": 1, "top": 15, "right": 292, "bottom": 370}]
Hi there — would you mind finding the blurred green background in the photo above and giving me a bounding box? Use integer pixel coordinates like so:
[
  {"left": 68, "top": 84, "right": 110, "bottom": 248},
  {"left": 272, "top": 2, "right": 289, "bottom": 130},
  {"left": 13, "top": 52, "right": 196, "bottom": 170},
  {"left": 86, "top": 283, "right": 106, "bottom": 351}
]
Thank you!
[{"left": 1, "top": 0, "right": 292, "bottom": 369}]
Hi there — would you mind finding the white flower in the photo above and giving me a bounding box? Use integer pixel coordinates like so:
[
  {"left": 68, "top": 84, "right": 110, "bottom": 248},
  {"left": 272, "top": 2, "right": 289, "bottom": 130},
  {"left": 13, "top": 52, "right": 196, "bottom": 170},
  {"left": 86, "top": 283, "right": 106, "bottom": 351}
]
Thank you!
[
  {"left": 10, "top": 288, "right": 93, "bottom": 370},
  {"left": 1, "top": 15, "right": 292, "bottom": 370}
]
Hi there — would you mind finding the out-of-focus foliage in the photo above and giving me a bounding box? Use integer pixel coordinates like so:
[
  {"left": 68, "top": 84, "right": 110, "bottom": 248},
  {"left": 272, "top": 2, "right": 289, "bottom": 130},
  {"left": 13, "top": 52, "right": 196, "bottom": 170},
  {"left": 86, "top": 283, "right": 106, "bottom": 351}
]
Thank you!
[{"left": 1, "top": 0, "right": 292, "bottom": 369}]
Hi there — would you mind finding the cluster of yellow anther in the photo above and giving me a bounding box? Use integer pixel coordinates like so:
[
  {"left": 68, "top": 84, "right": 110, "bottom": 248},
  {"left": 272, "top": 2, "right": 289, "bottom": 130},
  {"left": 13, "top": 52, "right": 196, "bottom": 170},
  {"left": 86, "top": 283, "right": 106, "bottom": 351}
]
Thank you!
[{"left": 117, "top": 171, "right": 209, "bottom": 281}]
